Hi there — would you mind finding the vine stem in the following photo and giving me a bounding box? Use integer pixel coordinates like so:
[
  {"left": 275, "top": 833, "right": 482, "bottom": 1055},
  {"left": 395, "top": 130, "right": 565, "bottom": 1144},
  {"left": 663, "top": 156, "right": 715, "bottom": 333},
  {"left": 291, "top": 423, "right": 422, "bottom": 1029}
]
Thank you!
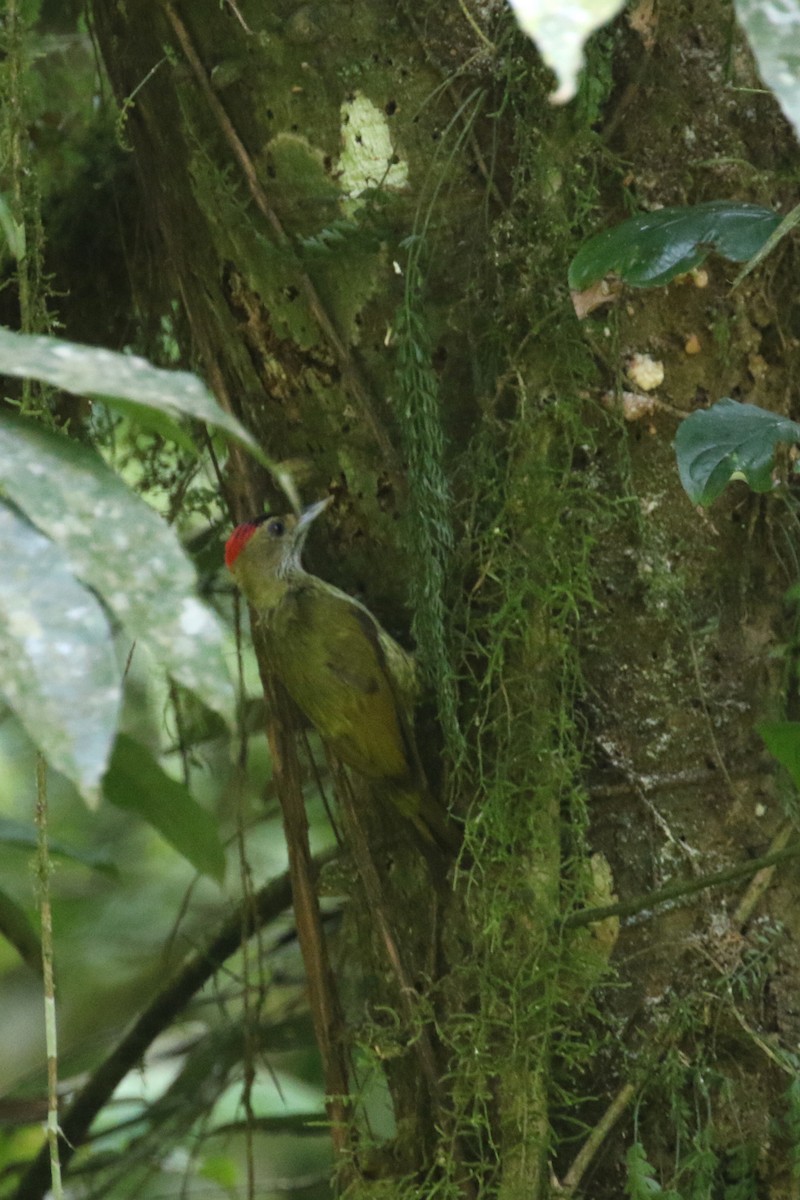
[
  {"left": 6, "top": 0, "right": 31, "bottom": 412},
  {"left": 35, "top": 755, "right": 63, "bottom": 1200}
]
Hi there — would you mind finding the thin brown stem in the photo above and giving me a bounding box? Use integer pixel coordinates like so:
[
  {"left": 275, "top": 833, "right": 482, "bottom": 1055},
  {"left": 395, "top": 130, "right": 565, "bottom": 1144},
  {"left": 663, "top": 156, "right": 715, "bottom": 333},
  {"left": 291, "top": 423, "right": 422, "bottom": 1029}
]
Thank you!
[
  {"left": 254, "top": 645, "right": 355, "bottom": 1170},
  {"left": 35, "top": 756, "right": 62, "bottom": 1200}
]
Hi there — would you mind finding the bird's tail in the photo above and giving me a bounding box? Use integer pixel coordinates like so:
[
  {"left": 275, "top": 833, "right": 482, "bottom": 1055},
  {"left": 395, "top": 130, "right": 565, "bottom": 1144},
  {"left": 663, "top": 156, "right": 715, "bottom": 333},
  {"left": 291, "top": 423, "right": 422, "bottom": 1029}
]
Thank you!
[{"left": 389, "top": 783, "right": 462, "bottom": 857}]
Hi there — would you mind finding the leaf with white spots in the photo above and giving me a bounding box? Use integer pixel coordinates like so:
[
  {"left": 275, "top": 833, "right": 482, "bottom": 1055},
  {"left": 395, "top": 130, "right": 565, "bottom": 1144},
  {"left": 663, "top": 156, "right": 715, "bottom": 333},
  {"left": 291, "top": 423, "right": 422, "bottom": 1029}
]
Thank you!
[
  {"left": 0, "top": 414, "right": 236, "bottom": 726},
  {"left": 0, "top": 503, "right": 121, "bottom": 803},
  {"left": 506, "top": 0, "right": 625, "bottom": 102},
  {"left": 0, "top": 327, "right": 276, "bottom": 473},
  {"left": 735, "top": 0, "right": 800, "bottom": 142}
]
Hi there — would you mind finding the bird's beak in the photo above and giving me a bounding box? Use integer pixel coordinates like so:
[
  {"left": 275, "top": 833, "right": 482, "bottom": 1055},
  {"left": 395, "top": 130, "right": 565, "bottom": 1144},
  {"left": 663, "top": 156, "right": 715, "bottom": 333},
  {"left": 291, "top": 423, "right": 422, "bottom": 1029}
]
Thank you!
[
  {"left": 291, "top": 498, "right": 331, "bottom": 559},
  {"left": 295, "top": 496, "right": 332, "bottom": 537}
]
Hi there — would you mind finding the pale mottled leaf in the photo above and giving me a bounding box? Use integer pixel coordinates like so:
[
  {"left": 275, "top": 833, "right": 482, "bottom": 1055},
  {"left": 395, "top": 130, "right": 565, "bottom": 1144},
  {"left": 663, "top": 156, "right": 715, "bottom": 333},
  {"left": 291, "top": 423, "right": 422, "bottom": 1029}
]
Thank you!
[
  {"left": 735, "top": 0, "right": 800, "bottom": 143},
  {"left": 0, "top": 503, "right": 121, "bottom": 801},
  {"left": 506, "top": 0, "right": 625, "bottom": 102},
  {"left": 0, "top": 327, "right": 266, "bottom": 464},
  {"left": 0, "top": 415, "right": 236, "bottom": 725}
]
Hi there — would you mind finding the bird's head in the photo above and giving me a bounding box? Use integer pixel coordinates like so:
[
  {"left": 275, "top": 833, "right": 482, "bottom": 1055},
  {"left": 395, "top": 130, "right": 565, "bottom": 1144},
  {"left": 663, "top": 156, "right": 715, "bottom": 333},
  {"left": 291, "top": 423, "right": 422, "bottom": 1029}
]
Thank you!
[{"left": 225, "top": 497, "right": 331, "bottom": 611}]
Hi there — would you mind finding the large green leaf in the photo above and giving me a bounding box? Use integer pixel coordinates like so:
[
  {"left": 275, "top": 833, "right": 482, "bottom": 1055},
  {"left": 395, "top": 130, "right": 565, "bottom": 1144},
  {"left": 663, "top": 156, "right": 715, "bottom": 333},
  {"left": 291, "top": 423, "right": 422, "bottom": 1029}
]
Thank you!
[
  {"left": 0, "top": 885, "right": 41, "bottom": 973},
  {"left": 104, "top": 735, "right": 226, "bottom": 882},
  {"left": 0, "top": 328, "right": 265, "bottom": 463},
  {"left": 735, "top": 0, "right": 800, "bottom": 143},
  {"left": 0, "top": 503, "right": 121, "bottom": 800},
  {"left": 569, "top": 201, "right": 781, "bottom": 290},
  {"left": 0, "top": 414, "right": 236, "bottom": 726},
  {"left": 0, "top": 817, "right": 117, "bottom": 874},
  {"left": 674, "top": 398, "right": 800, "bottom": 506}
]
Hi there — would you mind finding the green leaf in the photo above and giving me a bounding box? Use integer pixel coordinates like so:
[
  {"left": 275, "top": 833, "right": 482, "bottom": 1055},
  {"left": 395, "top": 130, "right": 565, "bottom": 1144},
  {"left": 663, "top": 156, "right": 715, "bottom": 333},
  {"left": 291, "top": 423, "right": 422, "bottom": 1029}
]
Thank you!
[
  {"left": 757, "top": 721, "right": 800, "bottom": 791},
  {"left": 104, "top": 734, "right": 226, "bottom": 882},
  {"left": 735, "top": 0, "right": 800, "bottom": 143},
  {"left": 0, "top": 885, "right": 41, "bottom": 973},
  {"left": 0, "top": 817, "right": 117, "bottom": 874},
  {"left": 674, "top": 398, "right": 800, "bottom": 505},
  {"left": 0, "top": 503, "right": 121, "bottom": 802},
  {"left": 733, "top": 201, "right": 800, "bottom": 287},
  {"left": 625, "top": 1142, "right": 664, "bottom": 1199},
  {"left": 0, "top": 328, "right": 275, "bottom": 473},
  {"left": 569, "top": 200, "right": 781, "bottom": 289},
  {"left": 0, "top": 414, "right": 236, "bottom": 726}
]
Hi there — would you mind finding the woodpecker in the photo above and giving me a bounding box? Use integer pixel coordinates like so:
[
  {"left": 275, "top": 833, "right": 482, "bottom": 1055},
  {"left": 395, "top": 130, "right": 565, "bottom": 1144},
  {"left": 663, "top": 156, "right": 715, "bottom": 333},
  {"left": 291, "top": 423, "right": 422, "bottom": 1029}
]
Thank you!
[{"left": 225, "top": 500, "right": 457, "bottom": 852}]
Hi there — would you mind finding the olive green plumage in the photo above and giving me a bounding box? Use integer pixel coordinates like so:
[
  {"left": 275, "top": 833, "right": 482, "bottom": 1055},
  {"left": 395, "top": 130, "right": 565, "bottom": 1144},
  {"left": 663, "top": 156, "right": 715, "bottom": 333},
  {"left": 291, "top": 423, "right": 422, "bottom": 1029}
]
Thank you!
[{"left": 225, "top": 501, "right": 457, "bottom": 852}]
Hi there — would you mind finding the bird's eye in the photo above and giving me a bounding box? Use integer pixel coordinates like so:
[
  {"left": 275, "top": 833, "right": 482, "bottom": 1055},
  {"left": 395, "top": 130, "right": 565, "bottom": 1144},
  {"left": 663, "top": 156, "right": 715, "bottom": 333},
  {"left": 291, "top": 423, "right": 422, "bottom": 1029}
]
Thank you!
[{"left": 267, "top": 519, "right": 285, "bottom": 538}]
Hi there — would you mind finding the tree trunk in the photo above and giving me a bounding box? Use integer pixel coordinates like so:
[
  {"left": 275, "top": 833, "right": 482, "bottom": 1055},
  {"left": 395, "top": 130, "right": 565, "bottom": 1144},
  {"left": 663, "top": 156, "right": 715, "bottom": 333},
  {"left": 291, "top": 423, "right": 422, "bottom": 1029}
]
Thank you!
[{"left": 82, "top": 1, "right": 800, "bottom": 1196}]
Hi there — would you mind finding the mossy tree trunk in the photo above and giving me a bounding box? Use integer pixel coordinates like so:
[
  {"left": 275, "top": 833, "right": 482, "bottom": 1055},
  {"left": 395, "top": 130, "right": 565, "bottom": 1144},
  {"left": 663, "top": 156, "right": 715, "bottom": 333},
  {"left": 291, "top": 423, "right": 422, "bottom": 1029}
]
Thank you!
[{"left": 81, "top": 1, "right": 800, "bottom": 1197}]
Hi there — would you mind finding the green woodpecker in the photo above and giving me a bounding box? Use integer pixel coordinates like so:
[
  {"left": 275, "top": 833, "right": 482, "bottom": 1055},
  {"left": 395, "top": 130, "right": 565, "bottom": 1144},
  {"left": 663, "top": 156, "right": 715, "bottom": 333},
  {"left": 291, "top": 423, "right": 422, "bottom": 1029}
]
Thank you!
[{"left": 225, "top": 500, "right": 457, "bottom": 852}]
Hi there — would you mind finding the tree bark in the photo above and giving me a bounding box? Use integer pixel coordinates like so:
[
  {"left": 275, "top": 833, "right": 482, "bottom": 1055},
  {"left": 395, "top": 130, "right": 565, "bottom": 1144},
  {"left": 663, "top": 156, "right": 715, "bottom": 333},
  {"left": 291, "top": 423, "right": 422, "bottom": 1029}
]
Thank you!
[{"left": 78, "top": 1, "right": 800, "bottom": 1196}]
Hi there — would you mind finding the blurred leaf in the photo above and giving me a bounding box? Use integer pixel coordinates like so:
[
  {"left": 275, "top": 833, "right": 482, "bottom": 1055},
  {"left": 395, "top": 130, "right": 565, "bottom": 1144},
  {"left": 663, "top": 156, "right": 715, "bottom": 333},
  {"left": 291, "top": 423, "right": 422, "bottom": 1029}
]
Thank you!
[
  {"left": 104, "top": 734, "right": 226, "bottom": 882},
  {"left": 0, "top": 328, "right": 267, "bottom": 465},
  {"left": 674, "top": 398, "right": 800, "bottom": 505},
  {"left": 735, "top": 0, "right": 800, "bottom": 143},
  {"left": 568, "top": 200, "right": 781, "bottom": 289},
  {"left": 758, "top": 721, "right": 800, "bottom": 790},
  {"left": 98, "top": 396, "right": 198, "bottom": 456},
  {"left": 198, "top": 1154, "right": 239, "bottom": 1191},
  {"left": 209, "top": 1066, "right": 325, "bottom": 1127},
  {"left": 0, "top": 884, "right": 41, "bottom": 973},
  {"left": 0, "top": 193, "right": 25, "bottom": 260},
  {"left": 0, "top": 414, "right": 236, "bottom": 726},
  {"left": 0, "top": 817, "right": 117, "bottom": 874},
  {"left": 507, "top": 0, "right": 625, "bottom": 103},
  {"left": 0, "top": 503, "right": 121, "bottom": 802},
  {"left": 209, "top": 1112, "right": 328, "bottom": 1135}
]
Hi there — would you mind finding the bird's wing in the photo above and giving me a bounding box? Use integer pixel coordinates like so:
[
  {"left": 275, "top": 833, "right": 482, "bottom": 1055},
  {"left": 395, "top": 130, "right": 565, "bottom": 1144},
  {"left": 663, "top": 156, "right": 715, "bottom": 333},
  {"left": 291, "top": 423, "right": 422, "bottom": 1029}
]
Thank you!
[{"left": 269, "top": 584, "right": 417, "bottom": 784}]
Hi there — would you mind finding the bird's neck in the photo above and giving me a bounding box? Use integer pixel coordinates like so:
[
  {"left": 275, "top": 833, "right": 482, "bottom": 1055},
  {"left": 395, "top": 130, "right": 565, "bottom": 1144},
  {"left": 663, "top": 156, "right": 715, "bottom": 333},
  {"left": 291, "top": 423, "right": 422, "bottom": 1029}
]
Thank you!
[{"left": 241, "top": 561, "right": 309, "bottom": 615}]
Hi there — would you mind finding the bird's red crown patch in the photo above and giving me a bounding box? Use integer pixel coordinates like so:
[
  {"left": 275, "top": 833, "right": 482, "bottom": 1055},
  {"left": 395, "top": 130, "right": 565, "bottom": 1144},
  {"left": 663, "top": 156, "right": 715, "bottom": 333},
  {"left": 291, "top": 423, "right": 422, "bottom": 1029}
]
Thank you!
[{"left": 225, "top": 522, "right": 259, "bottom": 569}]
